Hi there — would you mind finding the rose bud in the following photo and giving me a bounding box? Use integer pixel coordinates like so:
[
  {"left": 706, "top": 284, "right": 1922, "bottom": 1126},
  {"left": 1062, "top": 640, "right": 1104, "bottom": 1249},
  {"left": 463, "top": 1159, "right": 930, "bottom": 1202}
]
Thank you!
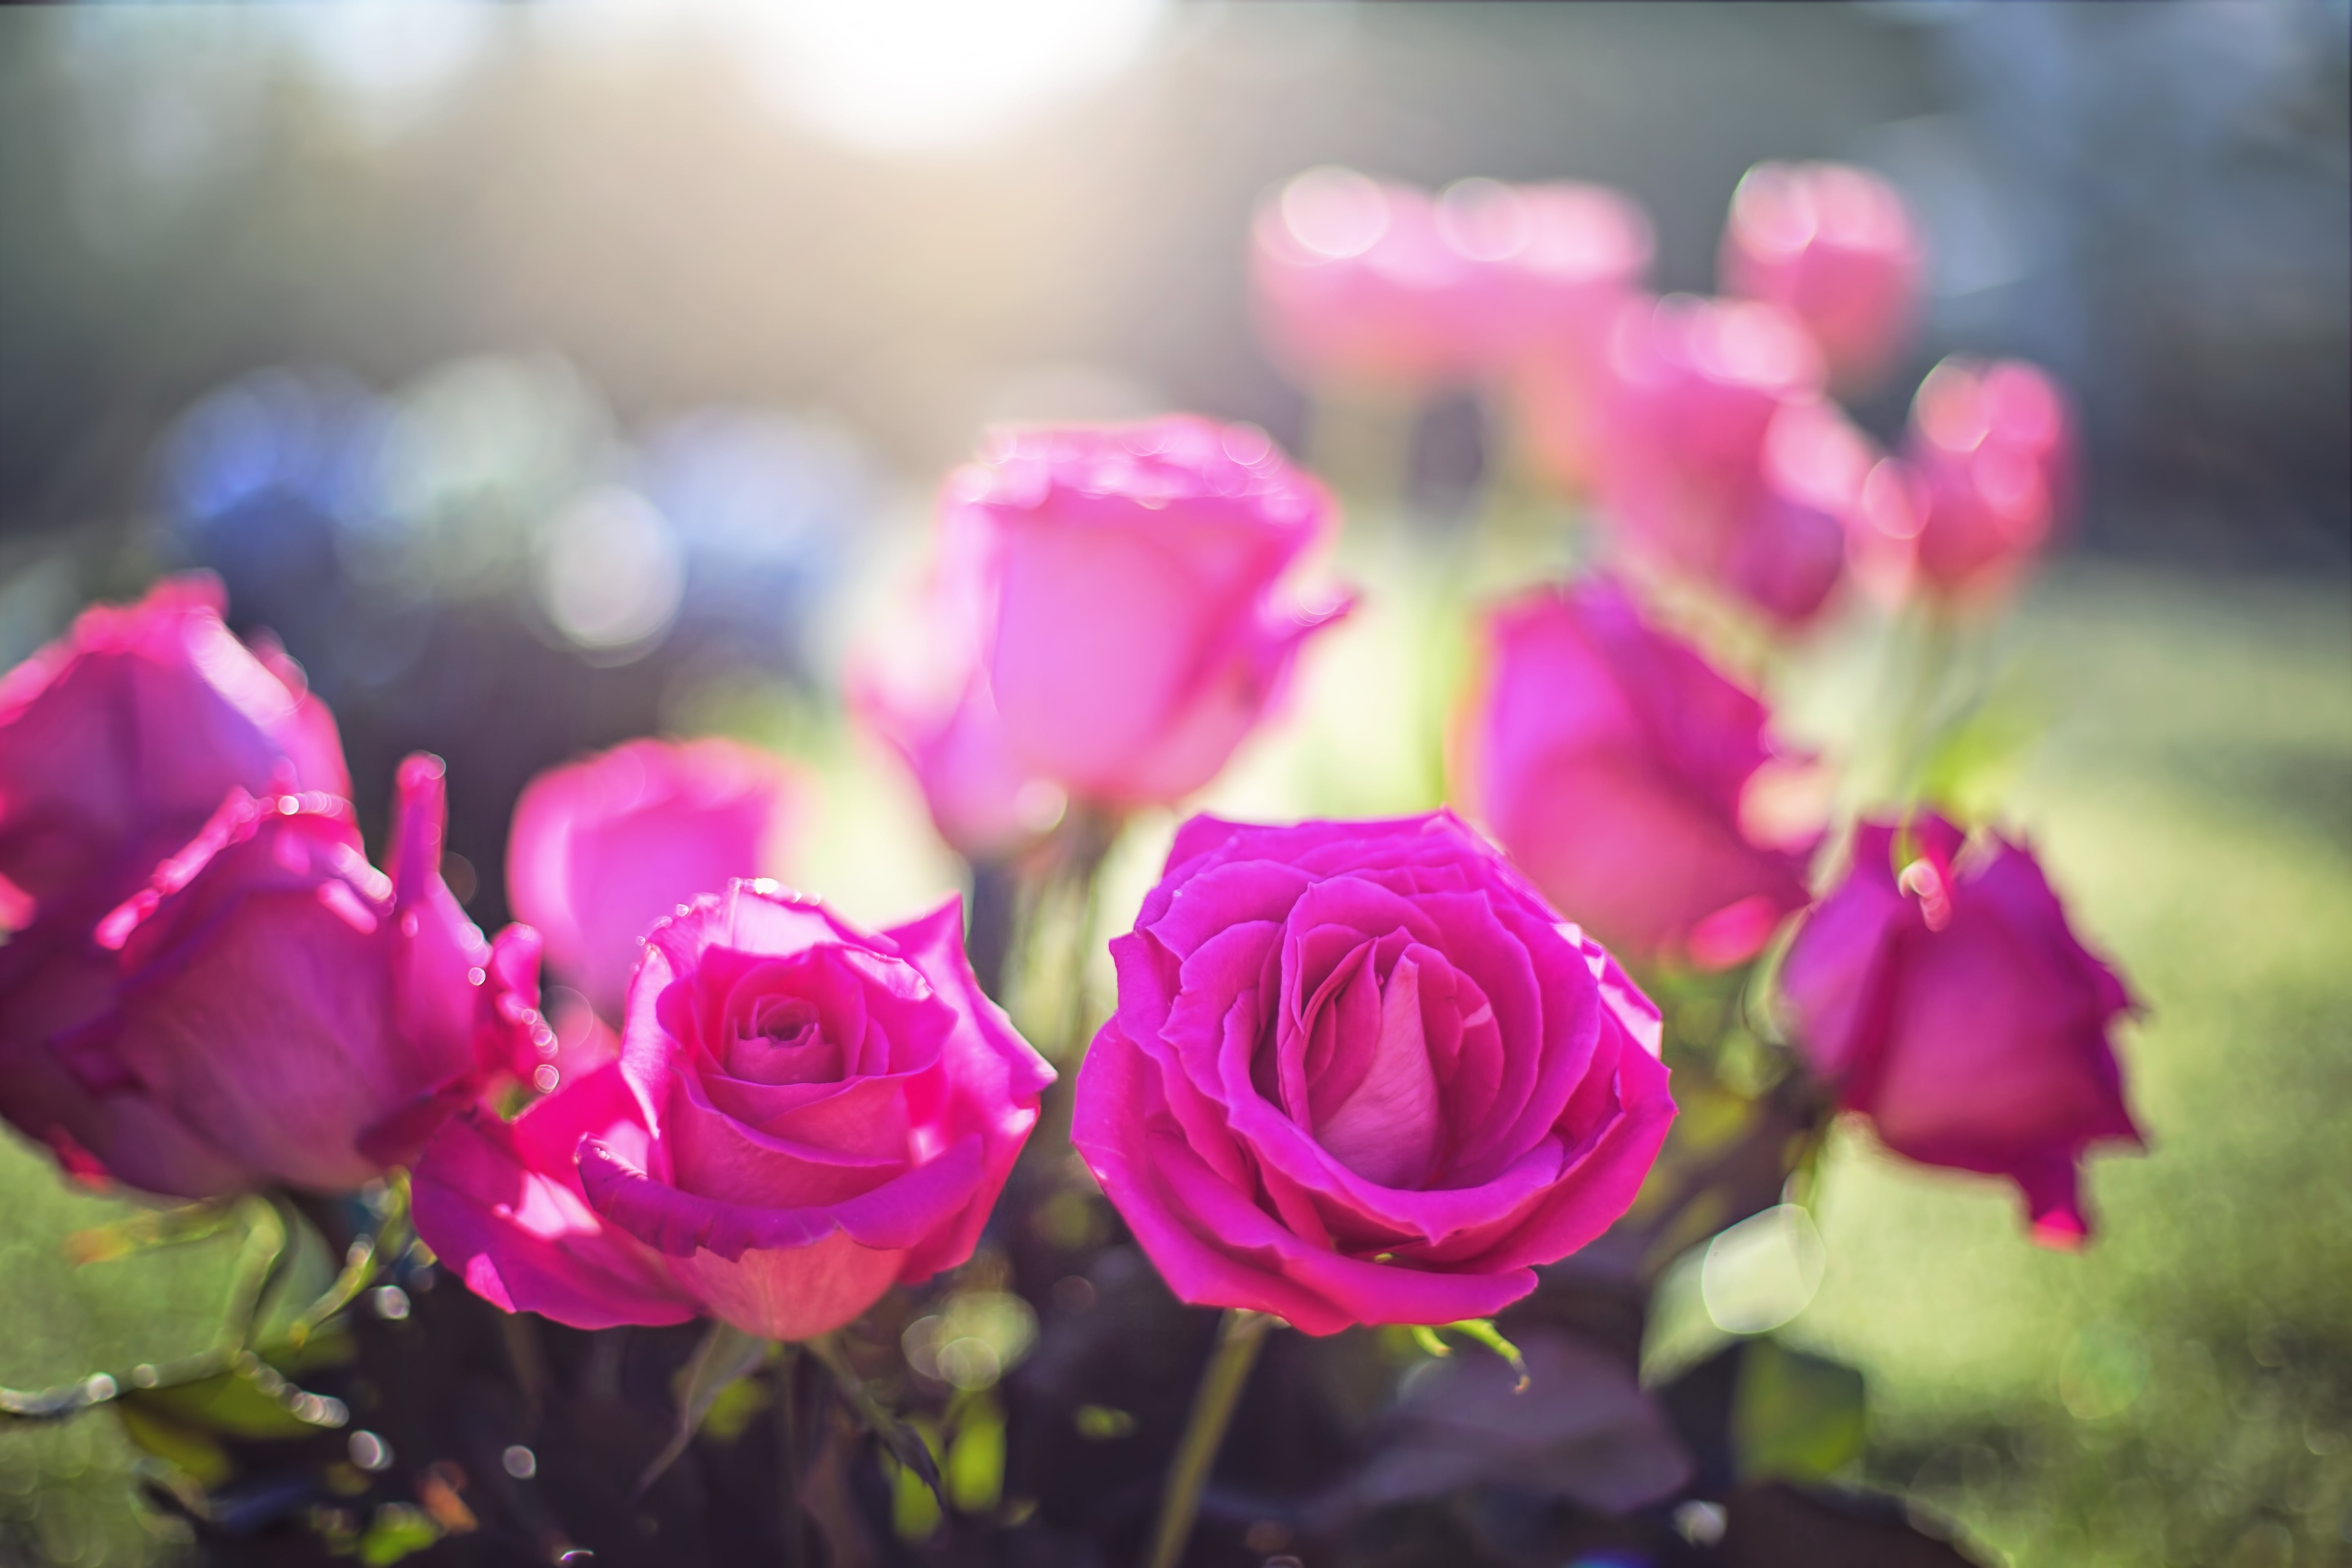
[
  {"left": 508, "top": 737, "right": 804, "bottom": 1019},
  {"left": 1779, "top": 814, "right": 2142, "bottom": 1247},
  {"left": 849, "top": 542, "right": 1065, "bottom": 861},
  {"left": 1454, "top": 578, "right": 1816, "bottom": 970},
  {"left": 944, "top": 417, "right": 1351, "bottom": 808},
  {"left": 1473, "top": 180, "right": 1655, "bottom": 495},
  {"left": 1902, "top": 356, "right": 2076, "bottom": 595},
  {"left": 0, "top": 756, "right": 539, "bottom": 1198},
  {"left": 0, "top": 572, "right": 347, "bottom": 931},
  {"left": 1252, "top": 167, "right": 1483, "bottom": 394},
  {"left": 1597, "top": 296, "right": 1862, "bottom": 628},
  {"left": 1072, "top": 811, "right": 1673, "bottom": 1333},
  {"left": 412, "top": 882, "right": 1054, "bottom": 1341},
  {"left": 1721, "top": 160, "right": 1923, "bottom": 392}
]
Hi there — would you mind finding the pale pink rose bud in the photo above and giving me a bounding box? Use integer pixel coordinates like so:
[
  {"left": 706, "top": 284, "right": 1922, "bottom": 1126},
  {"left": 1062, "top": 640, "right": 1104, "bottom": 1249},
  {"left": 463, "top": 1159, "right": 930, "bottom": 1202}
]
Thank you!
[
  {"left": 1780, "top": 815, "right": 2142, "bottom": 1246},
  {"left": 1722, "top": 161, "right": 1924, "bottom": 392},
  {"left": 1597, "top": 296, "right": 1863, "bottom": 626},
  {"left": 1479, "top": 181, "right": 1655, "bottom": 493},
  {"left": 0, "top": 572, "right": 347, "bottom": 931},
  {"left": 1252, "top": 168, "right": 1483, "bottom": 394},
  {"left": 507, "top": 737, "right": 804, "bottom": 1020},
  {"left": 855, "top": 667, "right": 1066, "bottom": 862},
  {"left": 943, "top": 416, "right": 1351, "bottom": 808},
  {"left": 1904, "top": 356, "right": 2077, "bottom": 595},
  {"left": 413, "top": 884, "right": 1054, "bottom": 1339},
  {"left": 0, "top": 756, "right": 539, "bottom": 1198},
  {"left": 1456, "top": 577, "right": 1817, "bottom": 968},
  {"left": 850, "top": 526, "right": 1065, "bottom": 860}
]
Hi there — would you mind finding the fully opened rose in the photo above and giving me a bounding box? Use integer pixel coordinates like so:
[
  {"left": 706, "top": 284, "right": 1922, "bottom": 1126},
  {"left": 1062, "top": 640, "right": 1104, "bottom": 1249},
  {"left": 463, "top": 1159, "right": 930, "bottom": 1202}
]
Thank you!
[
  {"left": 1779, "top": 814, "right": 2141, "bottom": 1246},
  {"left": 413, "top": 882, "right": 1054, "bottom": 1341},
  {"left": 1072, "top": 812, "right": 1675, "bottom": 1334}
]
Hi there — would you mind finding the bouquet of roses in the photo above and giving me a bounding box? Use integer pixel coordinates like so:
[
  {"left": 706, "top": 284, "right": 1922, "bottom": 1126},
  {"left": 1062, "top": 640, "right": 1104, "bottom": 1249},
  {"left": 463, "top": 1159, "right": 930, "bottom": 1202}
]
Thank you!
[{"left": 0, "top": 160, "right": 2136, "bottom": 1568}]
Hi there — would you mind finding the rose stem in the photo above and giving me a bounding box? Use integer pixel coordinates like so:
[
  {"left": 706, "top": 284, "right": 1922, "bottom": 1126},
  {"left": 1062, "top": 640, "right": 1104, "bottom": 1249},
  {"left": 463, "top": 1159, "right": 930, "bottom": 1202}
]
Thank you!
[
  {"left": 1142, "top": 1308, "right": 1272, "bottom": 1568},
  {"left": 778, "top": 1346, "right": 806, "bottom": 1568}
]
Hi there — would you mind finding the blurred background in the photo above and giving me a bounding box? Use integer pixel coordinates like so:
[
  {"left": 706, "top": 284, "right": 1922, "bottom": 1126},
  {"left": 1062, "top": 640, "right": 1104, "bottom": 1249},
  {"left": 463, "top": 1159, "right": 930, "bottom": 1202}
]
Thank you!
[{"left": 1, "top": 4, "right": 2346, "bottom": 1566}]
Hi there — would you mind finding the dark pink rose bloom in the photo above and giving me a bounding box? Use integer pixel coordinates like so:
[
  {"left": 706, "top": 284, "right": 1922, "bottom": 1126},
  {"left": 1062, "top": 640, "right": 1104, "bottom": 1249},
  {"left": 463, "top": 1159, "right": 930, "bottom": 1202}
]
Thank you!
[
  {"left": 413, "top": 883, "right": 1054, "bottom": 1340},
  {"left": 1597, "top": 296, "right": 1866, "bottom": 627},
  {"left": 1902, "top": 357, "right": 2076, "bottom": 595},
  {"left": 1721, "top": 161, "right": 1923, "bottom": 392},
  {"left": 508, "top": 738, "right": 803, "bottom": 1019},
  {"left": 942, "top": 417, "right": 1350, "bottom": 808},
  {"left": 1252, "top": 169, "right": 1483, "bottom": 394},
  {"left": 0, "top": 573, "right": 347, "bottom": 931},
  {"left": 0, "top": 756, "right": 539, "bottom": 1198},
  {"left": 1779, "top": 815, "right": 2141, "bottom": 1247},
  {"left": 1072, "top": 811, "right": 1675, "bottom": 1335},
  {"left": 1455, "top": 579, "right": 1816, "bottom": 970}
]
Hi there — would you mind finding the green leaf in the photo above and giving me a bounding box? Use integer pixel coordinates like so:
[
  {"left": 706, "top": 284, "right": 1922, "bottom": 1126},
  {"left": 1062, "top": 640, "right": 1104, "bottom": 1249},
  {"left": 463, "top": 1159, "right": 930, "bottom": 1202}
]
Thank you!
[
  {"left": 115, "top": 1402, "right": 234, "bottom": 1489},
  {"left": 1434, "top": 1319, "right": 1529, "bottom": 1392},
  {"left": 120, "top": 1355, "right": 347, "bottom": 1441},
  {"left": 63, "top": 1201, "right": 242, "bottom": 1265},
  {"left": 1732, "top": 1338, "right": 1866, "bottom": 1483},
  {"left": 356, "top": 1503, "right": 442, "bottom": 1566},
  {"left": 809, "top": 1334, "right": 943, "bottom": 1504},
  {"left": 885, "top": 1424, "right": 945, "bottom": 1542},
  {"left": 635, "top": 1321, "right": 776, "bottom": 1495},
  {"left": 945, "top": 1391, "right": 1005, "bottom": 1515}
]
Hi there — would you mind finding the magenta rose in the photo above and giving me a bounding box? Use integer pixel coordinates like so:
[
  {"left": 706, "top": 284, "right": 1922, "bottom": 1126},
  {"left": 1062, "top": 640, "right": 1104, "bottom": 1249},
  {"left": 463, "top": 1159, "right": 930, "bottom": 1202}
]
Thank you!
[
  {"left": 1778, "top": 815, "right": 2141, "bottom": 1246},
  {"left": 508, "top": 737, "right": 804, "bottom": 1019},
  {"left": 939, "top": 416, "right": 1350, "bottom": 808},
  {"left": 1902, "top": 357, "right": 2076, "bottom": 595},
  {"left": 0, "top": 572, "right": 347, "bottom": 931},
  {"left": 1072, "top": 811, "right": 1675, "bottom": 1335},
  {"left": 0, "top": 755, "right": 538, "bottom": 1197},
  {"left": 1596, "top": 296, "right": 1866, "bottom": 627},
  {"left": 413, "top": 883, "right": 1055, "bottom": 1340},
  {"left": 1456, "top": 578, "right": 1816, "bottom": 970},
  {"left": 1721, "top": 161, "right": 1924, "bottom": 393}
]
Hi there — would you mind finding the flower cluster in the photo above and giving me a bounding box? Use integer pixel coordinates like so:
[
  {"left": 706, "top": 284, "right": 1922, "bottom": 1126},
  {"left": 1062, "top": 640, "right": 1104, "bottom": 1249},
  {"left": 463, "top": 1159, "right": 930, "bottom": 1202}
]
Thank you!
[{"left": 0, "top": 148, "right": 2143, "bottom": 1568}]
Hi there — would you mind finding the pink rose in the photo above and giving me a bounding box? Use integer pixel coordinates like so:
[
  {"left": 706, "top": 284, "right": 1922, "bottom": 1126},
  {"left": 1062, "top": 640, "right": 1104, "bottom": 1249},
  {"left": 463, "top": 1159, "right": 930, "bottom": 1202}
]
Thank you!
[
  {"left": 1071, "top": 811, "right": 1675, "bottom": 1334},
  {"left": 0, "top": 573, "right": 347, "bottom": 931},
  {"left": 1597, "top": 296, "right": 1865, "bottom": 627},
  {"left": 508, "top": 738, "right": 803, "bottom": 1018},
  {"left": 940, "top": 417, "right": 1350, "bottom": 808},
  {"left": 1778, "top": 815, "right": 2141, "bottom": 1246},
  {"left": 412, "top": 883, "right": 1055, "bottom": 1339},
  {"left": 0, "top": 756, "right": 538, "bottom": 1198},
  {"left": 1903, "top": 357, "right": 2076, "bottom": 595},
  {"left": 1252, "top": 168, "right": 1483, "bottom": 394},
  {"left": 1476, "top": 182, "right": 1655, "bottom": 494},
  {"left": 850, "top": 532, "right": 1064, "bottom": 860},
  {"left": 1454, "top": 578, "right": 1815, "bottom": 969},
  {"left": 1721, "top": 161, "right": 1923, "bottom": 392}
]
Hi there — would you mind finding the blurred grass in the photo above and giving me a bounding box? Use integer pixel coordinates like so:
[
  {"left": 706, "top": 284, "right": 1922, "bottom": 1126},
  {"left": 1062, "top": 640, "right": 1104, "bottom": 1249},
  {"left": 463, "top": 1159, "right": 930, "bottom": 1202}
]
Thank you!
[
  {"left": 1791, "top": 567, "right": 2352, "bottom": 1568},
  {"left": 2, "top": 561, "right": 2346, "bottom": 1565}
]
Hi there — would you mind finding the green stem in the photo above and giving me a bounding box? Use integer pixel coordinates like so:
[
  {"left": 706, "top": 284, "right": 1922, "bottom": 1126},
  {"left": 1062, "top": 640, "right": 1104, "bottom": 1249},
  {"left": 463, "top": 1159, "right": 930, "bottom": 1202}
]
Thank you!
[
  {"left": 779, "top": 1346, "right": 807, "bottom": 1568},
  {"left": 1143, "top": 1310, "right": 1272, "bottom": 1568}
]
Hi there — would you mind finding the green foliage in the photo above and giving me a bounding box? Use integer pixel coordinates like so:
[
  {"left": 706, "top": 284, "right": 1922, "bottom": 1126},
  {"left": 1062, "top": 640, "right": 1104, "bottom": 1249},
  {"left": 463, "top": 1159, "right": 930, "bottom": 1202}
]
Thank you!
[{"left": 1733, "top": 1339, "right": 1867, "bottom": 1483}]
